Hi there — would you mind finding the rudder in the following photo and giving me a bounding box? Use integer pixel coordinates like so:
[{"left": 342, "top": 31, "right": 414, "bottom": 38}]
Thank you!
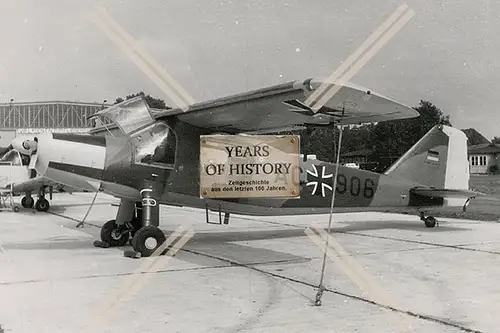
[{"left": 384, "top": 125, "right": 469, "bottom": 190}]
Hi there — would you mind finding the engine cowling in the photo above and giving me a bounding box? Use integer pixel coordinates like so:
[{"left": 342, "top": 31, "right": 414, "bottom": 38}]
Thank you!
[
  {"left": 11, "top": 136, "right": 38, "bottom": 156},
  {"left": 34, "top": 132, "right": 108, "bottom": 192}
]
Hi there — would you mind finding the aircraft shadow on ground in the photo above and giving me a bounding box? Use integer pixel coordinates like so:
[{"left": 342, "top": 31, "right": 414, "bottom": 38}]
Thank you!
[
  {"left": 330, "top": 220, "right": 471, "bottom": 233},
  {"left": 2, "top": 238, "right": 97, "bottom": 251},
  {"left": 12, "top": 202, "right": 115, "bottom": 216},
  {"left": 171, "top": 220, "right": 470, "bottom": 245},
  {"left": 3, "top": 217, "right": 469, "bottom": 253},
  {"left": 2, "top": 235, "right": 310, "bottom": 268}
]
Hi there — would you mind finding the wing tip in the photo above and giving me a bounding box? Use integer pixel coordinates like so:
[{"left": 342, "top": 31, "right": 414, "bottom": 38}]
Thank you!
[{"left": 295, "top": 77, "right": 419, "bottom": 121}]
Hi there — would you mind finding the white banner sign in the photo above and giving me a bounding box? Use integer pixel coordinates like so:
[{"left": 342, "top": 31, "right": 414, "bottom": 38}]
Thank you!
[{"left": 199, "top": 135, "right": 300, "bottom": 199}]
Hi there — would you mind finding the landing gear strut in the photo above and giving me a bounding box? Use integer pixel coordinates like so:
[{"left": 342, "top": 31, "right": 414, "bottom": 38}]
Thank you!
[
  {"left": 128, "top": 188, "right": 166, "bottom": 257},
  {"left": 420, "top": 212, "right": 438, "bottom": 228},
  {"left": 95, "top": 185, "right": 167, "bottom": 258}
]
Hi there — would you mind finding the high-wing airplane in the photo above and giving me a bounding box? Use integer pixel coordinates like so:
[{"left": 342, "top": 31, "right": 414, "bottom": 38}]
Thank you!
[{"left": 28, "top": 78, "right": 484, "bottom": 257}]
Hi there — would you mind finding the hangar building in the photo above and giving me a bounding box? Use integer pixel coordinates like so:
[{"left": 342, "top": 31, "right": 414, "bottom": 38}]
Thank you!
[{"left": 0, "top": 100, "right": 110, "bottom": 146}]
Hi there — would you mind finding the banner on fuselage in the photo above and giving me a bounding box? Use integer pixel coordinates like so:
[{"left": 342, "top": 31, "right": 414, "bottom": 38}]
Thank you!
[{"left": 199, "top": 134, "right": 300, "bottom": 199}]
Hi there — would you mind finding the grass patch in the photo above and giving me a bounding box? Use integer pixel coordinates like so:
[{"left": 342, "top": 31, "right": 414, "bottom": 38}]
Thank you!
[
  {"left": 470, "top": 174, "right": 500, "bottom": 197},
  {"left": 382, "top": 175, "right": 500, "bottom": 222},
  {"left": 431, "top": 175, "right": 500, "bottom": 221}
]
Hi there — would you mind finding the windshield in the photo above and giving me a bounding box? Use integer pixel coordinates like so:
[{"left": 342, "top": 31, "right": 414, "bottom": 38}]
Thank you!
[{"left": 92, "top": 96, "right": 156, "bottom": 136}]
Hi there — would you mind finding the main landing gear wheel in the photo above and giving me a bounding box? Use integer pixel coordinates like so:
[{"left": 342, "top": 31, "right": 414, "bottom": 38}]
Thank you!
[
  {"left": 21, "top": 196, "right": 34, "bottom": 208},
  {"left": 131, "top": 226, "right": 166, "bottom": 258},
  {"left": 423, "top": 216, "right": 437, "bottom": 228},
  {"left": 419, "top": 212, "right": 438, "bottom": 228},
  {"left": 98, "top": 220, "right": 130, "bottom": 247},
  {"left": 424, "top": 216, "right": 437, "bottom": 228},
  {"left": 35, "top": 198, "right": 50, "bottom": 212}
]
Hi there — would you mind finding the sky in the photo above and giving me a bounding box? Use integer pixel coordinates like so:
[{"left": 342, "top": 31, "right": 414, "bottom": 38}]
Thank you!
[{"left": 0, "top": 0, "right": 499, "bottom": 139}]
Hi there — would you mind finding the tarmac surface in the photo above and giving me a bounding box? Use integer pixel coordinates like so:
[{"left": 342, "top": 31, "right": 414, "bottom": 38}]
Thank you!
[{"left": 1, "top": 192, "right": 500, "bottom": 333}]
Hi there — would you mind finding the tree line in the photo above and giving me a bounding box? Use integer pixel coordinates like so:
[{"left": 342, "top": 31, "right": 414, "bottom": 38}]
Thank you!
[
  {"left": 114, "top": 92, "right": 171, "bottom": 110},
  {"left": 295, "top": 100, "right": 451, "bottom": 172}
]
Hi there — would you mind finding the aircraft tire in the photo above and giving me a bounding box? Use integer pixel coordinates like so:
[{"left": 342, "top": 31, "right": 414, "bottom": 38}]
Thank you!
[
  {"left": 21, "top": 196, "right": 34, "bottom": 208},
  {"left": 35, "top": 198, "right": 50, "bottom": 212},
  {"left": 100, "top": 220, "right": 129, "bottom": 247},
  {"left": 131, "top": 226, "right": 166, "bottom": 258},
  {"left": 424, "top": 216, "right": 437, "bottom": 228}
]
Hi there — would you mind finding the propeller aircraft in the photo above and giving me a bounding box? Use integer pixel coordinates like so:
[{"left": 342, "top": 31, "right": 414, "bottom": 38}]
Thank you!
[
  {"left": 0, "top": 136, "right": 76, "bottom": 212},
  {"left": 26, "top": 78, "right": 483, "bottom": 257}
]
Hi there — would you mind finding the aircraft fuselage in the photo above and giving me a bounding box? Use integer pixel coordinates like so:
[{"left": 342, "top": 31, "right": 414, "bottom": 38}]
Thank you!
[
  {"left": 34, "top": 118, "right": 444, "bottom": 217},
  {"left": 29, "top": 94, "right": 475, "bottom": 257}
]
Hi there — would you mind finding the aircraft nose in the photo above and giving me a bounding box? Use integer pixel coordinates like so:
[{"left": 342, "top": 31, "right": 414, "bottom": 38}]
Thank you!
[
  {"left": 34, "top": 132, "right": 107, "bottom": 191},
  {"left": 11, "top": 136, "right": 34, "bottom": 155}
]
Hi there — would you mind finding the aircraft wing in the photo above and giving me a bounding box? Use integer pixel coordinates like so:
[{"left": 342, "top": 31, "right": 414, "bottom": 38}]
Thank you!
[
  {"left": 6, "top": 176, "right": 74, "bottom": 194},
  {"left": 164, "top": 78, "right": 419, "bottom": 133},
  {"left": 411, "top": 188, "right": 487, "bottom": 199}
]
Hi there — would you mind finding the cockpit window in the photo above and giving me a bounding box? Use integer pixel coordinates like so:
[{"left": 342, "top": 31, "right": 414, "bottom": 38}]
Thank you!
[
  {"left": 0, "top": 150, "right": 23, "bottom": 166},
  {"left": 132, "top": 122, "right": 177, "bottom": 168},
  {"left": 90, "top": 96, "right": 156, "bottom": 136}
]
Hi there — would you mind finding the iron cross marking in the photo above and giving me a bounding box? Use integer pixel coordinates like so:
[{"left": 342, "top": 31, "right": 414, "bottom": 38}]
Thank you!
[{"left": 306, "top": 164, "right": 333, "bottom": 197}]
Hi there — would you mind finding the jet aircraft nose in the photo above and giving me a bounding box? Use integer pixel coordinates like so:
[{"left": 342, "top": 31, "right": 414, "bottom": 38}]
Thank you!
[{"left": 33, "top": 132, "right": 107, "bottom": 192}]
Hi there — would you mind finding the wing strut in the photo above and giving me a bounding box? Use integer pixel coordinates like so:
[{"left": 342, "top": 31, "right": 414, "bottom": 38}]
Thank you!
[{"left": 314, "top": 108, "right": 346, "bottom": 306}]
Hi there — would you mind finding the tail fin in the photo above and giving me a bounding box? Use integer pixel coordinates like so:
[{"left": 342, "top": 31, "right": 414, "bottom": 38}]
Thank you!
[{"left": 384, "top": 125, "right": 469, "bottom": 190}]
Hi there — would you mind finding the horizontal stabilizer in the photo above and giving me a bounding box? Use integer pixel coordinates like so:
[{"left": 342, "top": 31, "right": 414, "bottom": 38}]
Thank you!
[{"left": 411, "top": 188, "right": 487, "bottom": 199}]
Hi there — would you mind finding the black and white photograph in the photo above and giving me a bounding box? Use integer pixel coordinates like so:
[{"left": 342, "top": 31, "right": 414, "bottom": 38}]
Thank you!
[{"left": 0, "top": 1, "right": 499, "bottom": 332}]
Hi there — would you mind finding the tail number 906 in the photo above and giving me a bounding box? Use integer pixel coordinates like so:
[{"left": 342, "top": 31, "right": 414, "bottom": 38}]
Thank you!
[{"left": 336, "top": 175, "right": 375, "bottom": 199}]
